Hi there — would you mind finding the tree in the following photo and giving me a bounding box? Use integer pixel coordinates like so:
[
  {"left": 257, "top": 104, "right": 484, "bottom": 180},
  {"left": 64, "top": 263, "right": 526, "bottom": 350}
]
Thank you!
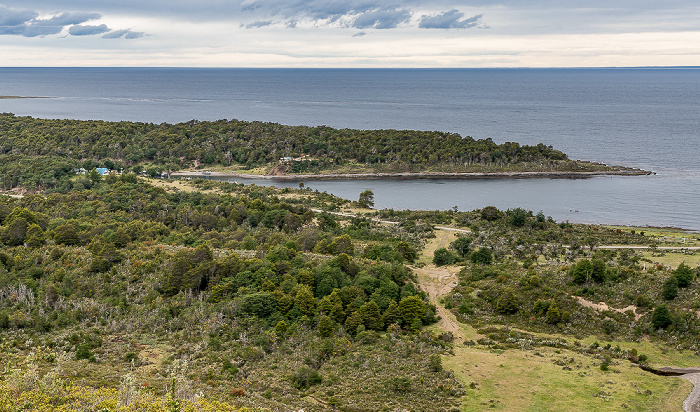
[
  {"left": 317, "top": 315, "right": 334, "bottom": 337},
  {"left": 470, "top": 247, "right": 493, "bottom": 265},
  {"left": 591, "top": 259, "right": 607, "bottom": 283},
  {"left": 358, "top": 300, "right": 383, "bottom": 331},
  {"left": 330, "top": 234, "right": 354, "bottom": 255},
  {"left": 496, "top": 290, "right": 519, "bottom": 314},
  {"left": 674, "top": 263, "right": 694, "bottom": 288},
  {"left": 432, "top": 248, "right": 455, "bottom": 266},
  {"left": 651, "top": 305, "right": 672, "bottom": 329},
  {"left": 662, "top": 277, "right": 679, "bottom": 300},
  {"left": 345, "top": 311, "right": 363, "bottom": 335},
  {"left": 508, "top": 208, "right": 531, "bottom": 227},
  {"left": 1, "top": 216, "right": 27, "bottom": 246},
  {"left": 53, "top": 223, "right": 80, "bottom": 246},
  {"left": 450, "top": 236, "right": 472, "bottom": 258},
  {"left": 571, "top": 259, "right": 593, "bottom": 284},
  {"left": 396, "top": 241, "right": 417, "bottom": 262},
  {"left": 383, "top": 300, "right": 401, "bottom": 326},
  {"left": 399, "top": 295, "right": 424, "bottom": 327},
  {"left": 545, "top": 303, "right": 562, "bottom": 324},
  {"left": 294, "top": 285, "right": 317, "bottom": 316},
  {"left": 358, "top": 190, "right": 374, "bottom": 208},
  {"left": 480, "top": 206, "right": 501, "bottom": 221}
]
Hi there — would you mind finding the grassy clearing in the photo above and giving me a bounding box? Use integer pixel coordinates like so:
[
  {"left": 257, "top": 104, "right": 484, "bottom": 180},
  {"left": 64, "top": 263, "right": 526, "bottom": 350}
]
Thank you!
[
  {"left": 140, "top": 177, "right": 223, "bottom": 194},
  {"left": 641, "top": 250, "right": 700, "bottom": 270},
  {"left": 441, "top": 332, "right": 691, "bottom": 411},
  {"left": 604, "top": 225, "right": 700, "bottom": 247}
]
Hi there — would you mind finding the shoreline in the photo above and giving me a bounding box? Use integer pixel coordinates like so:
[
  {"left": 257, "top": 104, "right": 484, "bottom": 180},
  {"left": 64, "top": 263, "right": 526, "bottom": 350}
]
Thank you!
[
  {"left": 0, "top": 96, "right": 48, "bottom": 99},
  {"left": 172, "top": 169, "right": 652, "bottom": 181}
]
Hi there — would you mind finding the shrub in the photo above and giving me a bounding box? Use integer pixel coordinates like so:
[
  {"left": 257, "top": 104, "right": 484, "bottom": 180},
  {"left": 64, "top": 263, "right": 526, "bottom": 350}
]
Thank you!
[
  {"left": 433, "top": 248, "right": 456, "bottom": 266},
  {"left": 674, "top": 263, "right": 694, "bottom": 288},
  {"left": 290, "top": 367, "right": 323, "bottom": 390},
  {"left": 388, "top": 376, "right": 412, "bottom": 393},
  {"left": 651, "top": 305, "right": 672, "bottom": 329},
  {"left": 428, "top": 354, "right": 443, "bottom": 372},
  {"left": 662, "top": 277, "right": 678, "bottom": 300},
  {"left": 470, "top": 248, "right": 493, "bottom": 265},
  {"left": 76, "top": 344, "right": 95, "bottom": 362}
]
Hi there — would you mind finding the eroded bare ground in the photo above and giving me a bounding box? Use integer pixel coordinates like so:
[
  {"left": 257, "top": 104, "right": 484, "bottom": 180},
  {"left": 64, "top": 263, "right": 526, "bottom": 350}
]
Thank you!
[
  {"left": 572, "top": 296, "right": 642, "bottom": 321},
  {"left": 682, "top": 373, "right": 700, "bottom": 412},
  {"left": 412, "top": 228, "right": 467, "bottom": 340},
  {"left": 412, "top": 264, "right": 464, "bottom": 340}
]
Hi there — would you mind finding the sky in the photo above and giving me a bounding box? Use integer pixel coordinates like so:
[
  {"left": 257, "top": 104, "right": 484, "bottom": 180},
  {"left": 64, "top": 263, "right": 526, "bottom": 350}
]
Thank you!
[{"left": 0, "top": 0, "right": 699, "bottom": 67}]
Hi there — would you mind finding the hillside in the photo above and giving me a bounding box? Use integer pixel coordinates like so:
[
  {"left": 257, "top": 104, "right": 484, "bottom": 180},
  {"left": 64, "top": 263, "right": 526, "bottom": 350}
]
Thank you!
[{"left": 1, "top": 176, "right": 699, "bottom": 410}]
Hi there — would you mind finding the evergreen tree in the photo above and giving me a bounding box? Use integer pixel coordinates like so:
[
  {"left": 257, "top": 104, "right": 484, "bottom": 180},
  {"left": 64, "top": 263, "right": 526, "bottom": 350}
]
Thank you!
[
  {"left": 662, "top": 277, "right": 679, "bottom": 300},
  {"left": 651, "top": 305, "right": 672, "bottom": 329},
  {"left": 345, "top": 311, "right": 363, "bottom": 335},
  {"left": 317, "top": 315, "right": 334, "bottom": 337},
  {"left": 358, "top": 300, "right": 383, "bottom": 331}
]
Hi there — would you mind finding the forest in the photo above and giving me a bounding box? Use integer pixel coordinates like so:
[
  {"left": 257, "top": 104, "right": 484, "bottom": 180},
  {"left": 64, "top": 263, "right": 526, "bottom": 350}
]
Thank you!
[{"left": 0, "top": 113, "right": 629, "bottom": 193}]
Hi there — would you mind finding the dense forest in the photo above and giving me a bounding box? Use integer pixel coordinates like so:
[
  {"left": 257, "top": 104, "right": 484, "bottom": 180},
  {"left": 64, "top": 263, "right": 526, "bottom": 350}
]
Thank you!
[{"left": 0, "top": 113, "right": 624, "bottom": 192}]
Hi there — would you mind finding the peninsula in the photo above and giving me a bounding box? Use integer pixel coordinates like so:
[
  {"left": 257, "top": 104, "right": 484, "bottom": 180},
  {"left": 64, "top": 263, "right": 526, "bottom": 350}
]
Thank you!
[{"left": 0, "top": 113, "right": 649, "bottom": 193}]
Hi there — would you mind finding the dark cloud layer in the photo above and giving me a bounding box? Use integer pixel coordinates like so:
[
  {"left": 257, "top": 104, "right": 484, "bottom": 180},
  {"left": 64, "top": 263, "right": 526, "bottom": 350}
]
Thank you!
[
  {"left": 352, "top": 8, "right": 411, "bottom": 29},
  {"left": 0, "top": 3, "right": 145, "bottom": 38},
  {"left": 418, "top": 10, "right": 483, "bottom": 29},
  {"left": 69, "top": 23, "right": 109, "bottom": 36}
]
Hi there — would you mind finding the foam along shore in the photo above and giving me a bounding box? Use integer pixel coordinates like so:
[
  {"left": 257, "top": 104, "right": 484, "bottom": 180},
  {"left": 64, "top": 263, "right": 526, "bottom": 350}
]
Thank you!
[
  {"left": 172, "top": 168, "right": 652, "bottom": 181},
  {"left": 0, "top": 95, "right": 48, "bottom": 99}
]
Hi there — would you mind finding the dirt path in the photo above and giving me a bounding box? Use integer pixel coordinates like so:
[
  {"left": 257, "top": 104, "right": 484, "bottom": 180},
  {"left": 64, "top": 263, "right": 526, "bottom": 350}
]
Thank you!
[
  {"left": 412, "top": 264, "right": 464, "bottom": 340},
  {"left": 682, "top": 373, "right": 700, "bottom": 412},
  {"left": 572, "top": 296, "right": 642, "bottom": 321},
  {"left": 412, "top": 228, "right": 466, "bottom": 340}
]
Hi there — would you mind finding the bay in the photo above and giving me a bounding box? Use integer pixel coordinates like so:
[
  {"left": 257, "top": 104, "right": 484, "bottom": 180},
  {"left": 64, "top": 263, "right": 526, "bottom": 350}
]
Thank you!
[{"left": 1, "top": 67, "right": 698, "bottom": 229}]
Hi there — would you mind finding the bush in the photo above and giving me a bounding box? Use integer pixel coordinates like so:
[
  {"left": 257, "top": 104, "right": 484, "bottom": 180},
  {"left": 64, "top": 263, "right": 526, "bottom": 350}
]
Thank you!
[
  {"left": 651, "top": 305, "right": 672, "bottom": 329},
  {"left": 433, "top": 248, "right": 456, "bottom": 266},
  {"left": 662, "top": 277, "right": 678, "bottom": 300},
  {"left": 388, "top": 376, "right": 412, "bottom": 393},
  {"left": 674, "top": 263, "right": 694, "bottom": 288},
  {"left": 470, "top": 248, "right": 493, "bottom": 265},
  {"left": 290, "top": 367, "right": 323, "bottom": 390},
  {"left": 76, "top": 344, "right": 95, "bottom": 362}
]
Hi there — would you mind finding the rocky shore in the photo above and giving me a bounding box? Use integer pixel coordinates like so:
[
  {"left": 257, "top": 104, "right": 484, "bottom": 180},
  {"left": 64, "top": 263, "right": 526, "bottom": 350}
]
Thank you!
[{"left": 173, "top": 168, "right": 652, "bottom": 181}]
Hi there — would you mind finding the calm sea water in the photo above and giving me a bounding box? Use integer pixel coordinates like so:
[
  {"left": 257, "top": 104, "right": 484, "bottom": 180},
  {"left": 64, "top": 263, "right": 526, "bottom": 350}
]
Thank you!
[{"left": 1, "top": 67, "right": 699, "bottom": 229}]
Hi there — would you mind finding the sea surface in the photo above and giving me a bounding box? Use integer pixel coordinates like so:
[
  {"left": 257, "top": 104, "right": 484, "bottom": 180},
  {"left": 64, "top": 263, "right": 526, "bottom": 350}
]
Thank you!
[{"left": 1, "top": 67, "right": 698, "bottom": 230}]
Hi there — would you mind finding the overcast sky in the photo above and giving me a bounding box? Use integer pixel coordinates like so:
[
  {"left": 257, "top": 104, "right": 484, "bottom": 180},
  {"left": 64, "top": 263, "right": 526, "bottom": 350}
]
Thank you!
[{"left": 0, "top": 0, "right": 699, "bottom": 67}]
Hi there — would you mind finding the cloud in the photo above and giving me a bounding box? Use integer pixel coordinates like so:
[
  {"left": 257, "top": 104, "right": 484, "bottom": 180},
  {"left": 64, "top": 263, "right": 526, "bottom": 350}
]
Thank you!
[
  {"left": 0, "top": 4, "right": 37, "bottom": 26},
  {"left": 48, "top": 11, "right": 100, "bottom": 26},
  {"left": 418, "top": 10, "right": 483, "bottom": 29},
  {"left": 124, "top": 30, "right": 146, "bottom": 39},
  {"left": 352, "top": 8, "right": 411, "bottom": 29},
  {"left": 0, "top": 3, "right": 145, "bottom": 38},
  {"left": 353, "top": 31, "right": 366, "bottom": 37},
  {"left": 244, "top": 20, "right": 273, "bottom": 28},
  {"left": 69, "top": 23, "right": 109, "bottom": 36},
  {"left": 102, "top": 29, "right": 129, "bottom": 39}
]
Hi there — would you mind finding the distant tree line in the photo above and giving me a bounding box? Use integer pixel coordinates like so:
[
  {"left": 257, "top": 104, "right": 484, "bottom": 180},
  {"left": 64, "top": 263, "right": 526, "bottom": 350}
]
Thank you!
[{"left": 0, "top": 113, "right": 570, "bottom": 176}]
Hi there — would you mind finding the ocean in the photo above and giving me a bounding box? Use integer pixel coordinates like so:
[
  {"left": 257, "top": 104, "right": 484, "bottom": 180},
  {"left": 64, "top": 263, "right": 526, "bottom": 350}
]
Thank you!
[{"left": 1, "top": 67, "right": 698, "bottom": 229}]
